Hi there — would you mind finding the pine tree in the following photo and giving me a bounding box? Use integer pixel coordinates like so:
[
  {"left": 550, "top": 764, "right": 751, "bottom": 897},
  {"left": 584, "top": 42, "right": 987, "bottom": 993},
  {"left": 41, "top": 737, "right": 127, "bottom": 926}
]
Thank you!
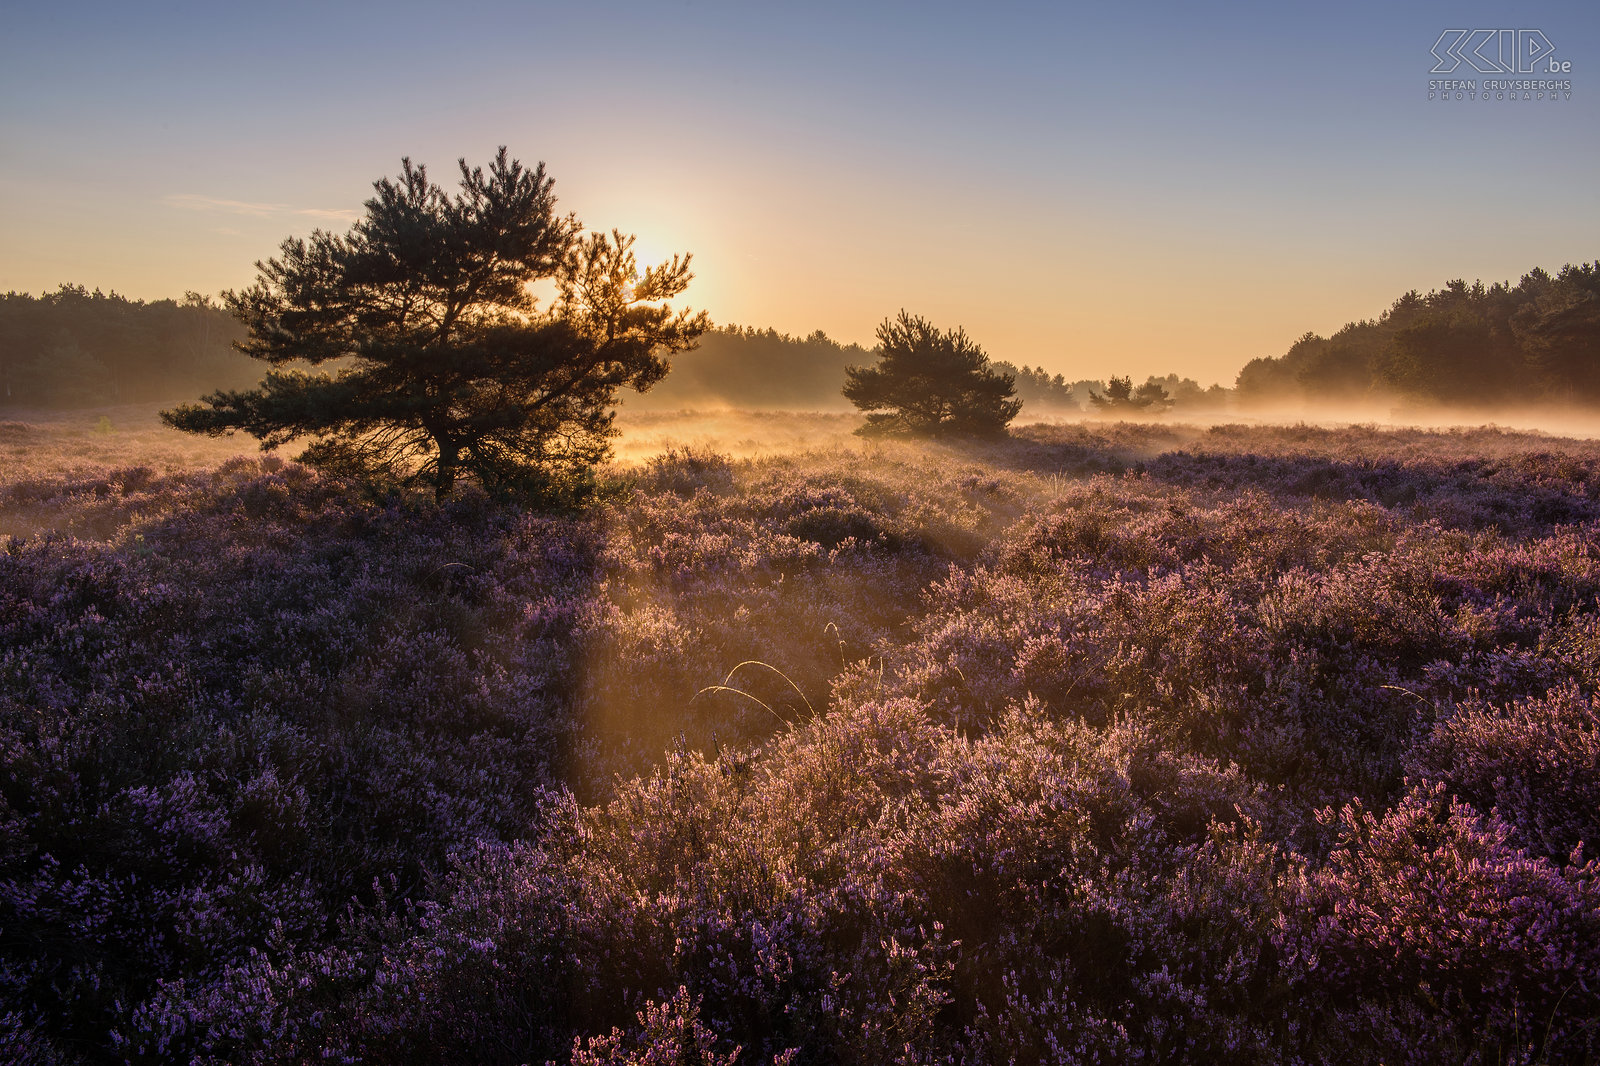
[
  {"left": 1089, "top": 375, "right": 1171, "bottom": 413},
  {"left": 163, "top": 148, "right": 708, "bottom": 499},
  {"left": 842, "top": 311, "right": 1020, "bottom": 438}
]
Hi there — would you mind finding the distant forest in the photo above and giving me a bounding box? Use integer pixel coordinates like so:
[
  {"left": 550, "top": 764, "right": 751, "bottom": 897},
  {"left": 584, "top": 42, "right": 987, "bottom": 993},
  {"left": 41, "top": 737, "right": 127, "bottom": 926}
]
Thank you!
[
  {"left": 627, "top": 325, "right": 1225, "bottom": 415},
  {"left": 995, "top": 363, "right": 1228, "bottom": 414},
  {"left": 622, "top": 325, "right": 871, "bottom": 411},
  {"left": 0, "top": 296, "right": 1223, "bottom": 418},
  {"left": 0, "top": 285, "right": 254, "bottom": 409},
  {"left": 1238, "top": 263, "right": 1600, "bottom": 408},
  {"left": 7, "top": 263, "right": 1598, "bottom": 416}
]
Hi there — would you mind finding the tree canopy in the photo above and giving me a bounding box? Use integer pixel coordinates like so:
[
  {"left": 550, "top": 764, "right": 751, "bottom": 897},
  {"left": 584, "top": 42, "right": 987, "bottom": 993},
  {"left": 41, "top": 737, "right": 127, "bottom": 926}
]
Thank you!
[
  {"left": 163, "top": 149, "right": 708, "bottom": 498},
  {"left": 842, "top": 312, "right": 1020, "bottom": 438},
  {"left": 1234, "top": 263, "right": 1600, "bottom": 408},
  {"left": 1089, "top": 375, "right": 1173, "bottom": 414},
  {"left": 0, "top": 286, "right": 251, "bottom": 408}
]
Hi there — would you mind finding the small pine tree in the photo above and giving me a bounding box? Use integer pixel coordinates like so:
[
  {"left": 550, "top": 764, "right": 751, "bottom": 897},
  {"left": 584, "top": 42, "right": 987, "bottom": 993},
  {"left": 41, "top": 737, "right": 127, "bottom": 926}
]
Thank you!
[
  {"left": 842, "top": 311, "right": 1020, "bottom": 438},
  {"left": 1089, "top": 375, "right": 1171, "bottom": 414}
]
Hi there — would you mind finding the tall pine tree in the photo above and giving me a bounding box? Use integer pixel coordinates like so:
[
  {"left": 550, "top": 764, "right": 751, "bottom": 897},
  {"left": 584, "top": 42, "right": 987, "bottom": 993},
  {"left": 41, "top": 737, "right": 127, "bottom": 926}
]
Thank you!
[{"left": 164, "top": 149, "right": 708, "bottom": 498}]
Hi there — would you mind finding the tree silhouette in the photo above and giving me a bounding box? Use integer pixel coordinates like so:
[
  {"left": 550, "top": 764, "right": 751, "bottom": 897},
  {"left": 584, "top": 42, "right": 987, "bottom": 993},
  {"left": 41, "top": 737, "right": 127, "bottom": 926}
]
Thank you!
[
  {"left": 1233, "top": 265, "right": 1600, "bottom": 409},
  {"left": 163, "top": 149, "right": 708, "bottom": 499},
  {"left": 1089, "top": 375, "right": 1171, "bottom": 413},
  {"left": 842, "top": 312, "right": 1020, "bottom": 438},
  {"left": 1513, "top": 263, "right": 1600, "bottom": 401}
]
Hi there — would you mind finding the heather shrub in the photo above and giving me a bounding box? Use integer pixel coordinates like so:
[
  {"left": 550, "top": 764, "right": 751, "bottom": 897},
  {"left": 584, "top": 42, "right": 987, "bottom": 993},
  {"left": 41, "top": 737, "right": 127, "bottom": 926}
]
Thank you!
[
  {"left": 1547, "top": 610, "right": 1600, "bottom": 688},
  {"left": 1411, "top": 685, "right": 1600, "bottom": 862},
  {"left": 564, "top": 988, "right": 757, "bottom": 1066},
  {"left": 1000, "top": 480, "right": 1220, "bottom": 574},
  {"left": 783, "top": 504, "right": 891, "bottom": 550},
  {"left": 1282, "top": 784, "right": 1600, "bottom": 1062},
  {"left": 4, "top": 421, "right": 1600, "bottom": 1061},
  {"left": 639, "top": 446, "right": 737, "bottom": 498},
  {"left": 895, "top": 561, "right": 1114, "bottom": 725}
]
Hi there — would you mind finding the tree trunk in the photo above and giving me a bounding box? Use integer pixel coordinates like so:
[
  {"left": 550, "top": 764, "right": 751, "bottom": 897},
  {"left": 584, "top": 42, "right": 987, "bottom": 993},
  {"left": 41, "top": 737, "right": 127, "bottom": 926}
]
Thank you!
[{"left": 434, "top": 441, "right": 459, "bottom": 499}]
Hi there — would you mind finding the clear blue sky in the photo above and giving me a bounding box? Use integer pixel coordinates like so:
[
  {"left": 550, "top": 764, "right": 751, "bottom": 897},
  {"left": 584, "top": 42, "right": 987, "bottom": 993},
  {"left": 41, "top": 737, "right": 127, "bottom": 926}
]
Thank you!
[{"left": 2, "top": 0, "right": 1595, "bottom": 384}]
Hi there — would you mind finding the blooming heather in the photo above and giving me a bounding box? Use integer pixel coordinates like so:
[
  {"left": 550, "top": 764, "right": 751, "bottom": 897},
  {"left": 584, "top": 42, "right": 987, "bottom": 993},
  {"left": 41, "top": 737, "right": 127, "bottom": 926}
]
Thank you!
[{"left": 1, "top": 421, "right": 1598, "bottom": 1063}]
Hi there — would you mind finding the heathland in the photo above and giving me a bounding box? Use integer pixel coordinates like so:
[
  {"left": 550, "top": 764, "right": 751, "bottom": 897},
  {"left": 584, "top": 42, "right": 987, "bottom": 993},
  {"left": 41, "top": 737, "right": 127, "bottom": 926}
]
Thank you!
[{"left": 2, "top": 408, "right": 1598, "bottom": 1063}]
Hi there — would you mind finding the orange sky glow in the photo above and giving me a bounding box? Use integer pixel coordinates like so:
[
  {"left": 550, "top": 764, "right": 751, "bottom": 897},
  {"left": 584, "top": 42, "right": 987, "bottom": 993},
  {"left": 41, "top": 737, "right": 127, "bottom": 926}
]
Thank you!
[{"left": 2, "top": 2, "right": 1596, "bottom": 388}]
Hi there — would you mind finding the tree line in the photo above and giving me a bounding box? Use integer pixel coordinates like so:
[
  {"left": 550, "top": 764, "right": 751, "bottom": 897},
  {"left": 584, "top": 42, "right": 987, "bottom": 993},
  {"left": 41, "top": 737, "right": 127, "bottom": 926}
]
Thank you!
[
  {"left": 987, "top": 364, "right": 1226, "bottom": 414},
  {"left": 622, "top": 325, "right": 872, "bottom": 410},
  {"left": 1236, "top": 264, "right": 1600, "bottom": 408},
  {"left": 627, "top": 333, "right": 1227, "bottom": 417},
  {"left": 0, "top": 285, "right": 255, "bottom": 408},
  {"left": 2, "top": 283, "right": 1233, "bottom": 420}
]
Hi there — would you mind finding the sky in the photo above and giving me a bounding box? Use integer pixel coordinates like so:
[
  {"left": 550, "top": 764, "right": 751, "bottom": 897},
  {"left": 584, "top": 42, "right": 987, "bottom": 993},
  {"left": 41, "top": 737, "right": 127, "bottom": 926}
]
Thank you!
[{"left": 1, "top": 0, "right": 1596, "bottom": 386}]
